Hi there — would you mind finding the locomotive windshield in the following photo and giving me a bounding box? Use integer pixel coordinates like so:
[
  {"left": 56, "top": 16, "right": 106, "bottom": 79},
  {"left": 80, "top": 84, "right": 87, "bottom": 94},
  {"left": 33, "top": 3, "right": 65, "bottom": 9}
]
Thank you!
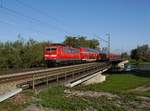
[{"left": 46, "top": 47, "right": 56, "bottom": 52}]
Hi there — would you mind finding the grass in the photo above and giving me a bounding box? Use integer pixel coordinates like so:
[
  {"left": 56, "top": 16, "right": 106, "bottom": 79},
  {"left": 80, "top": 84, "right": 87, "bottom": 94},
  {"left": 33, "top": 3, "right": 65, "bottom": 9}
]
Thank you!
[
  {"left": 27, "top": 73, "right": 150, "bottom": 111},
  {"left": 76, "top": 73, "right": 150, "bottom": 94},
  {"left": 0, "top": 99, "right": 20, "bottom": 111},
  {"left": 138, "top": 62, "right": 150, "bottom": 64},
  {"left": 0, "top": 98, "right": 28, "bottom": 111},
  {"left": 36, "top": 85, "right": 124, "bottom": 111},
  {"left": 1, "top": 73, "right": 150, "bottom": 111},
  {"left": 0, "top": 90, "right": 33, "bottom": 111},
  {"left": 129, "top": 60, "right": 150, "bottom": 65}
]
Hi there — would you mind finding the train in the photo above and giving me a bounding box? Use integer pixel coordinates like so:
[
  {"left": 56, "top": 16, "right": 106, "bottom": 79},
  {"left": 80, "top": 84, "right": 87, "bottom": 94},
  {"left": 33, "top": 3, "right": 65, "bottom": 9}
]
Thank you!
[{"left": 44, "top": 43, "right": 121, "bottom": 67}]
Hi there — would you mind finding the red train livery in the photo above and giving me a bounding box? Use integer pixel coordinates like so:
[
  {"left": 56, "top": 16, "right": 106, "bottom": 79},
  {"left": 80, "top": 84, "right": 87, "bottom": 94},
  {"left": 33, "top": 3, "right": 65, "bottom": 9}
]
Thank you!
[
  {"left": 99, "top": 53, "right": 121, "bottom": 61},
  {"left": 79, "top": 47, "right": 99, "bottom": 61},
  {"left": 44, "top": 43, "right": 99, "bottom": 66},
  {"left": 44, "top": 43, "right": 121, "bottom": 66}
]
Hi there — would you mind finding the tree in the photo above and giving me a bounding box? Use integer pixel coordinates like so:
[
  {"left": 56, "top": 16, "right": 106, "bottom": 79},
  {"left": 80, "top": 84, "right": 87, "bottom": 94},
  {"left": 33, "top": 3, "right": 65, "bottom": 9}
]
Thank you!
[
  {"left": 63, "top": 36, "right": 100, "bottom": 49},
  {"left": 63, "top": 36, "right": 78, "bottom": 47},
  {"left": 130, "top": 44, "right": 150, "bottom": 62},
  {"left": 0, "top": 35, "right": 100, "bottom": 70},
  {"left": 121, "top": 52, "right": 130, "bottom": 60},
  {"left": 0, "top": 37, "right": 46, "bottom": 70}
]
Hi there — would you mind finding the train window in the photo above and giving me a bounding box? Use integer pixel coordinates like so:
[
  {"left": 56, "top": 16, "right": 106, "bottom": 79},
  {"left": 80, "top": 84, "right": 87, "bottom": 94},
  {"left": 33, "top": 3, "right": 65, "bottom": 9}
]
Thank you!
[
  {"left": 46, "top": 48, "right": 56, "bottom": 51},
  {"left": 71, "top": 49, "right": 79, "bottom": 53},
  {"left": 46, "top": 48, "right": 51, "bottom": 51},
  {"left": 70, "top": 49, "right": 74, "bottom": 53},
  {"left": 63, "top": 47, "right": 70, "bottom": 53},
  {"left": 63, "top": 47, "right": 79, "bottom": 53},
  {"left": 51, "top": 48, "right": 56, "bottom": 51},
  {"left": 71, "top": 49, "right": 75, "bottom": 53},
  {"left": 68, "top": 49, "right": 72, "bottom": 53},
  {"left": 88, "top": 48, "right": 92, "bottom": 52}
]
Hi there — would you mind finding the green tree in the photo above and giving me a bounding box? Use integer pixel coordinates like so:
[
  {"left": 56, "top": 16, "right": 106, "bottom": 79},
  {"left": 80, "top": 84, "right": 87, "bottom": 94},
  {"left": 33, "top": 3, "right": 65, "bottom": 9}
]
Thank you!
[
  {"left": 130, "top": 44, "right": 150, "bottom": 62},
  {"left": 63, "top": 36, "right": 99, "bottom": 49},
  {"left": 0, "top": 37, "right": 46, "bottom": 70},
  {"left": 121, "top": 52, "right": 130, "bottom": 60}
]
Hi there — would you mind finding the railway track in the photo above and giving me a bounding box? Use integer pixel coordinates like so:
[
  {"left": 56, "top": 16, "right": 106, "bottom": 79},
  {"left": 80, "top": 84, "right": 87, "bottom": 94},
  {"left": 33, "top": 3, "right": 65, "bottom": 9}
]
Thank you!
[
  {"left": 0, "top": 62, "right": 111, "bottom": 102},
  {"left": 0, "top": 62, "right": 111, "bottom": 89},
  {"left": 0, "top": 67, "right": 47, "bottom": 75},
  {"left": 0, "top": 62, "right": 108, "bottom": 84}
]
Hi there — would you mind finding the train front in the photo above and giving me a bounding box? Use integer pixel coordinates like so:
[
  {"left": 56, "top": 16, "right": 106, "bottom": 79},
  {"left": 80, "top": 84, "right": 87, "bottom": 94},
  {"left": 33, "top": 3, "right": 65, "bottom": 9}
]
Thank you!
[{"left": 44, "top": 46, "right": 57, "bottom": 66}]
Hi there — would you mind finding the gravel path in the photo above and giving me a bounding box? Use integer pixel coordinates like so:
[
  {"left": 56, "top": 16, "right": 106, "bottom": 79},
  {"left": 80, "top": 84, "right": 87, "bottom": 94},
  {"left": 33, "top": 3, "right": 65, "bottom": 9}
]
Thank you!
[
  {"left": 131, "top": 86, "right": 150, "bottom": 92},
  {"left": 64, "top": 89, "right": 119, "bottom": 98}
]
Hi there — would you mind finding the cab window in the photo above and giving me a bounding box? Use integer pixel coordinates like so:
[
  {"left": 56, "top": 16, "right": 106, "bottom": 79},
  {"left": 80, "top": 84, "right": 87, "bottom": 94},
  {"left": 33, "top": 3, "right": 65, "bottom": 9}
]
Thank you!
[{"left": 46, "top": 48, "right": 56, "bottom": 51}]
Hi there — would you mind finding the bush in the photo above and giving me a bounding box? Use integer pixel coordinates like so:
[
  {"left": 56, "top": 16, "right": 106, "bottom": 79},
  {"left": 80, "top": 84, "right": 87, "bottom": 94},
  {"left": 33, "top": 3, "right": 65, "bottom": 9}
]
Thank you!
[{"left": 0, "top": 38, "right": 46, "bottom": 70}]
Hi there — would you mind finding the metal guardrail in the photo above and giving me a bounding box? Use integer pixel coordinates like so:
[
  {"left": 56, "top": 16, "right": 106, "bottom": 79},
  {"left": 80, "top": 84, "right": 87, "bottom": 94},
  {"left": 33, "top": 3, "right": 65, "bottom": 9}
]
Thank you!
[
  {"left": 22, "top": 63, "right": 111, "bottom": 90},
  {"left": 0, "top": 62, "right": 111, "bottom": 103},
  {"left": 0, "top": 63, "right": 99, "bottom": 83}
]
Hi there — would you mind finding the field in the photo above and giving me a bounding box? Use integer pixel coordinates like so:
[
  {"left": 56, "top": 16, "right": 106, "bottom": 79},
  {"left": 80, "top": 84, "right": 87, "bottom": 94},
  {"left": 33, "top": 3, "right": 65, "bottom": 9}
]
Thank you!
[
  {"left": 0, "top": 73, "right": 150, "bottom": 111},
  {"left": 77, "top": 73, "right": 150, "bottom": 96}
]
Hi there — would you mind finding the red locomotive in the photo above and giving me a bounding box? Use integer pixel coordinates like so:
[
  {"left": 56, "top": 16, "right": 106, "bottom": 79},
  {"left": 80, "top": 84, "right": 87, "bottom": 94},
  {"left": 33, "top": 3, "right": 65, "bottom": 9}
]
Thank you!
[
  {"left": 44, "top": 43, "right": 121, "bottom": 67},
  {"left": 44, "top": 43, "right": 99, "bottom": 66},
  {"left": 44, "top": 43, "right": 80, "bottom": 66}
]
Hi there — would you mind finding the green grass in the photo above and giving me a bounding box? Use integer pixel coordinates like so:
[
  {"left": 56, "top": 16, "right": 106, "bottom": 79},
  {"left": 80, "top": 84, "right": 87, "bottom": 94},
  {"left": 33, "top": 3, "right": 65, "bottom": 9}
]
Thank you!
[
  {"left": 76, "top": 74, "right": 150, "bottom": 93},
  {"left": 130, "top": 90, "right": 150, "bottom": 97},
  {"left": 1, "top": 73, "right": 150, "bottom": 111},
  {"left": 36, "top": 82, "right": 150, "bottom": 111},
  {"left": 36, "top": 85, "right": 124, "bottom": 111}
]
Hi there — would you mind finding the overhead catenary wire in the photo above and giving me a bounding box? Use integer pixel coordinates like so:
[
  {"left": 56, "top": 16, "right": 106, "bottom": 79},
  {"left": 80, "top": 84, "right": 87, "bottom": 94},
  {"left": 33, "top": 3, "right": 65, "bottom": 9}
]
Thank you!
[
  {"left": 0, "top": 5, "right": 51, "bottom": 38},
  {"left": 95, "top": 34, "right": 110, "bottom": 53},
  {"left": 15, "top": 0, "right": 60, "bottom": 23},
  {"left": 15, "top": 0, "right": 74, "bottom": 35},
  {"left": 98, "top": 36, "right": 109, "bottom": 43},
  {"left": 0, "top": 18, "right": 50, "bottom": 37},
  {"left": 0, "top": 2, "right": 71, "bottom": 35},
  {"left": 0, "top": 7, "right": 56, "bottom": 37}
]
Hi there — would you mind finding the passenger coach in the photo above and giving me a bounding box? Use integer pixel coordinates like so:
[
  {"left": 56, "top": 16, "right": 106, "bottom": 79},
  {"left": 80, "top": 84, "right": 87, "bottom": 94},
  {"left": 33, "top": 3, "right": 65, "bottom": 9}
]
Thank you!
[{"left": 44, "top": 43, "right": 99, "bottom": 67}]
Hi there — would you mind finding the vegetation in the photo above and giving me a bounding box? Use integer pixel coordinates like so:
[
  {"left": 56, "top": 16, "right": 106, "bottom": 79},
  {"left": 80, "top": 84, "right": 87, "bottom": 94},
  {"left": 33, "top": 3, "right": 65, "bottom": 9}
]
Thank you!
[
  {"left": 130, "top": 44, "right": 150, "bottom": 63},
  {"left": 37, "top": 85, "right": 123, "bottom": 111},
  {"left": 121, "top": 44, "right": 150, "bottom": 64},
  {"left": 121, "top": 52, "right": 130, "bottom": 60},
  {"left": 63, "top": 36, "right": 99, "bottom": 49},
  {"left": 0, "top": 35, "right": 149, "bottom": 70},
  {"left": 1, "top": 73, "right": 150, "bottom": 111},
  {"left": 0, "top": 90, "right": 33, "bottom": 111},
  {"left": 76, "top": 73, "right": 150, "bottom": 95},
  {"left": 0, "top": 35, "right": 100, "bottom": 71},
  {"left": 33, "top": 78, "right": 150, "bottom": 111},
  {"left": 0, "top": 37, "right": 46, "bottom": 70}
]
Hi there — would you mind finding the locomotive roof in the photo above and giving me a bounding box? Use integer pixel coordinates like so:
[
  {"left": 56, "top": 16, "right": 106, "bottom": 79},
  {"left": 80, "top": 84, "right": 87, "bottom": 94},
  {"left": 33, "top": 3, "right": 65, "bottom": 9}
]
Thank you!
[{"left": 46, "top": 43, "right": 66, "bottom": 47}]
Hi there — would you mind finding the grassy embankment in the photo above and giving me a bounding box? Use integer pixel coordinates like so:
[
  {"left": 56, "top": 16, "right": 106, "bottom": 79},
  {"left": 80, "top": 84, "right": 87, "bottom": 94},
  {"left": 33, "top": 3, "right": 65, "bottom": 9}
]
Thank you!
[
  {"left": 0, "top": 73, "right": 150, "bottom": 111},
  {"left": 77, "top": 73, "right": 150, "bottom": 96},
  {"left": 129, "top": 59, "right": 150, "bottom": 64}
]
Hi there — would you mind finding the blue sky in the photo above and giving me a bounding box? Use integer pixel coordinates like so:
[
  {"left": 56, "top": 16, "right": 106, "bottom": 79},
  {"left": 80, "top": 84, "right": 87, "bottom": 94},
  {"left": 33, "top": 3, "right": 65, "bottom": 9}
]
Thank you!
[{"left": 0, "top": 0, "right": 150, "bottom": 53}]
